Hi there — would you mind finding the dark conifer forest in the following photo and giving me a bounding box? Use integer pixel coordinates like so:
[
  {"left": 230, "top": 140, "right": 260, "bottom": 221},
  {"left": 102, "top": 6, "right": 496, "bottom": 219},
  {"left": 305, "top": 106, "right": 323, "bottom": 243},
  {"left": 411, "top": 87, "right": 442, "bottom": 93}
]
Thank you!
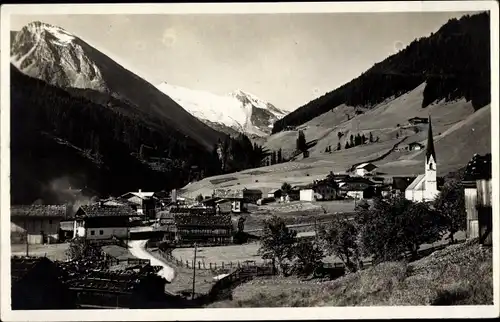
[
  {"left": 272, "top": 12, "right": 490, "bottom": 134},
  {"left": 10, "top": 66, "right": 262, "bottom": 204}
]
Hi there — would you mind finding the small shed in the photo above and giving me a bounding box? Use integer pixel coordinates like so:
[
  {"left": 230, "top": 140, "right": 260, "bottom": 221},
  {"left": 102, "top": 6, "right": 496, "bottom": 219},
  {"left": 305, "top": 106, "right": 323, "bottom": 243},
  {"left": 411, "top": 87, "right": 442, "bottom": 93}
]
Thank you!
[{"left": 267, "top": 189, "right": 282, "bottom": 199}]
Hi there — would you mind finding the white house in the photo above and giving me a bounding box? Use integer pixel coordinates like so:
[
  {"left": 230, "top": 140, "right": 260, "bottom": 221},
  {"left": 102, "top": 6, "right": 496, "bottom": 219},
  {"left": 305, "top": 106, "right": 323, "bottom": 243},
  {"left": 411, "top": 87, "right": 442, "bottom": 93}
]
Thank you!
[
  {"left": 355, "top": 163, "right": 378, "bottom": 177},
  {"left": 405, "top": 116, "right": 439, "bottom": 202},
  {"left": 73, "top": 203, "right": 136, "bottom": 240}
]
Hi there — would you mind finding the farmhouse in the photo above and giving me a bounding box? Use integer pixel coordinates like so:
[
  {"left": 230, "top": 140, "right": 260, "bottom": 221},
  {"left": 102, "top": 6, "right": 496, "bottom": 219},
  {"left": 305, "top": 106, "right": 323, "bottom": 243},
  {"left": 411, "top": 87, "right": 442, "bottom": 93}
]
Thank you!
[
  {"left": 73, "top": 204, "right": 136, "bottom": 240},
  {"left": 299, "top": 179, "right": 338, "bottom": 201},
  {"left": 405, "top": 116, "right": 439, "bottom": 202},
  {"left": 11, "top": 205, "right": 67, "bottom": 244},
  {"left": 407, "top": 142, "right": 425, "bottom": 151},
  {"left": 267, "top": 188, "right": 282, "bottom": 199},
  {"left": 119, "top": 189, "right": 157, "bottom": 219},
  {"left": 408, "top": 117, "right": 429, "bottom": 125},
  {"left": 213, "top": 188, "right": 262, "bottom": 213},
  {"left": 339, "top": 182, "right": 376, "bottom": 200},
  {"left": 354, "top": 163, "right": 378, "bottom": 177},
  {"left": 462, "top": 153, "right": 492, "bottom": 245},
  {"left": 11, "top": 256, "right": 76, "bottom": 310}
]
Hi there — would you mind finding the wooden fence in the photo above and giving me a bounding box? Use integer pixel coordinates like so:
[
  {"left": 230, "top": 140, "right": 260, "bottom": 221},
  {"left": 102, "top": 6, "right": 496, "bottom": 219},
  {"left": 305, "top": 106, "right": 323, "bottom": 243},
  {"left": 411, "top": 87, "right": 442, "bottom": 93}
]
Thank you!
[{"left": 157, "top": 248, "right": 271, "bottom": 272}]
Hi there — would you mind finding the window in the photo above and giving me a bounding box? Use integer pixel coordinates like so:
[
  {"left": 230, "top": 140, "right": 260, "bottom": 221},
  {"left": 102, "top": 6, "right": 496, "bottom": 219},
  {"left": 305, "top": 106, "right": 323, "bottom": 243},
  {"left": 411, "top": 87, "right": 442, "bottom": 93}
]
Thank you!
[
  {"left": 99, "top": 230, "right": 104, "bottom": 235},
  {"left": 49, "top": 219, "right": 53, "bottom": 225},
  {"left": 90, "top": 230, "right": 95, "bottom": 236}
]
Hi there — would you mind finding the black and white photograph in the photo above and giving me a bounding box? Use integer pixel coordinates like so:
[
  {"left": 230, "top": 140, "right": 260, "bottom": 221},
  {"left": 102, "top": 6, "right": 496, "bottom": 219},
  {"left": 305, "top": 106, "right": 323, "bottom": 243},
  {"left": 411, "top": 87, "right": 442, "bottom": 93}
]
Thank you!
[{"left": 1, "top": 1, "right": 498, "bottom": 321}]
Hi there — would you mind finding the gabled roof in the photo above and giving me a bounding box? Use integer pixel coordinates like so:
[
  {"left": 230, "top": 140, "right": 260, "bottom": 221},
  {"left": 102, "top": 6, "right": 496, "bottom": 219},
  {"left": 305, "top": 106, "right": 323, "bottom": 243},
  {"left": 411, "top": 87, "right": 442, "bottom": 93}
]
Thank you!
[
  {"left": 120, "top": 191, "right": 155, "bottom": 200},
  {"left": 76, "top": 204, "right": 136, "bottom": 218},
  {"left": 405, "top": 174, "right": 426, "bottom": 191},
  {"left": 355, "top": 163, "right": 378, "bottom": 171},
  {"left": 242, "top": 188, "right": 263, "bottom": 194},
  {"left": 11, "top": 205, "right": 66, "bottom": 218},
  {"left": 408, "top": 142, "right": 424, "bottom": 147}
]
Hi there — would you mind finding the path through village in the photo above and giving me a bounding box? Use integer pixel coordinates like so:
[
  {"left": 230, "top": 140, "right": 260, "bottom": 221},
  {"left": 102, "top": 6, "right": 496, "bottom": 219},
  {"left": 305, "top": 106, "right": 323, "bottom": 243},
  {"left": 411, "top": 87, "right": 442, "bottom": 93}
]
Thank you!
[{"left": 128, "top": 240, "right": 175, "bottom": 282}]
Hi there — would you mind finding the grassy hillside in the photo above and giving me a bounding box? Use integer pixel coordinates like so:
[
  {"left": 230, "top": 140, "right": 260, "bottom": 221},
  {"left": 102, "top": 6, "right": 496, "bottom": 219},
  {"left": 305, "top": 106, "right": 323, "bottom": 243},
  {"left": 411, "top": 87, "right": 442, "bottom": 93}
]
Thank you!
[
  {"left": 273, "top": 12, "right": 490, "bottom": 134},
  {"left": 208, "top": 240, "right": 492, "bottom": 307}
]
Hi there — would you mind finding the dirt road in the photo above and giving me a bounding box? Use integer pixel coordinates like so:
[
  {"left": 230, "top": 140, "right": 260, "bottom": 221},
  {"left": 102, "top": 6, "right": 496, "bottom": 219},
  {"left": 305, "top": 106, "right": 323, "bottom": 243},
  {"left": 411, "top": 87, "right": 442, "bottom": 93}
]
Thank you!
[{"left": 128, "top": 240, "right": 175, "bottom": 282}]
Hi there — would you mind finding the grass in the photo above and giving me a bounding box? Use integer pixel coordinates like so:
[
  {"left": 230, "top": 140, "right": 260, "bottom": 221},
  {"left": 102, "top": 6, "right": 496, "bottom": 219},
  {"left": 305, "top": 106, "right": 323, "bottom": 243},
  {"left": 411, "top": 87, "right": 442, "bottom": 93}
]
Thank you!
[
  {"left": 207, "top": 239, "right": 492, "bottom": 307},
  {"left": 11, "top": 243, "right": 70, "bottom": 261}
]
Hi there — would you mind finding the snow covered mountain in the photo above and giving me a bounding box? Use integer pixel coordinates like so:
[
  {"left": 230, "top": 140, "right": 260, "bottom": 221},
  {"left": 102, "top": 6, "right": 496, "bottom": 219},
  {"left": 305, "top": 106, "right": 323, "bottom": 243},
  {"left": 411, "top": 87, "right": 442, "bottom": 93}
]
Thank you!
[
  {"left": 10, "top": 21, "right": 222, "bottom": 150},
  {"left": 156, "top": 82, "right": 287, "bottom": 136}
]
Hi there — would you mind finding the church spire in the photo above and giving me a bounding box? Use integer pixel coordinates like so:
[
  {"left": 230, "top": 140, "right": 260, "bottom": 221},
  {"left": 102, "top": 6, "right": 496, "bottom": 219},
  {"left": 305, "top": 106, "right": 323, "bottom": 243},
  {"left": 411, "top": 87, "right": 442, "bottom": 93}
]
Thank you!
[{"left": 426, "top": 115, "right": 436, "bottom": 162}]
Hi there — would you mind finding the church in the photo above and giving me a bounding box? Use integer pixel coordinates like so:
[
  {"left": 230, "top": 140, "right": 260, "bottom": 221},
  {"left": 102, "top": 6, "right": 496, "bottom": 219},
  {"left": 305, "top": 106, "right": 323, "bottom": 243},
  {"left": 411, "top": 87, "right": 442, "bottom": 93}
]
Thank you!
[{"left": 404, "top": 116, "right": 439, "bottom": 202}]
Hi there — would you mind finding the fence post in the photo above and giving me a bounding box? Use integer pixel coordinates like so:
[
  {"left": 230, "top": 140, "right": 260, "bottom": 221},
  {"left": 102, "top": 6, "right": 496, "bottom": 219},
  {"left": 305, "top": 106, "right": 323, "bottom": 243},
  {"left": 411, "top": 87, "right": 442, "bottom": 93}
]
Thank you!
[
  {"left": 198, "top": 261, "right": 201, "bottom": 269},
  {"left": 230, "top": 261, "right": 233, "bottom": 269},
  {"left": 238, "top": 261, "right": 240, "bottom": 269},
  {"left": 215, "top": 262, "right": 217, "bottom": 270},
  {"left": 210, "top": 262, "right": 212, "bottom": 270},
  {"left": 222, "top": 262, "right": 225, "bottom": 270}
]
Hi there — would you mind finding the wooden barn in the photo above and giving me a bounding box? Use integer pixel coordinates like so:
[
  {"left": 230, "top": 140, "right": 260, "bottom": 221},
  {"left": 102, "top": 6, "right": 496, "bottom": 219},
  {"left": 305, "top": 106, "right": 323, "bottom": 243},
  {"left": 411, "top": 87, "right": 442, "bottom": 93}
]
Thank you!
[
  {"left": 11, "top": 256, "right": 76, "bottom": 310},
  {"left": 462, "top": 153, "right": 492, "bottom": 245},
  {"left": 172, "top": 210, "right": 233, "bottom": 245},
  {"left": 10, "top": 205, "right": 67, "bottom": 244}
]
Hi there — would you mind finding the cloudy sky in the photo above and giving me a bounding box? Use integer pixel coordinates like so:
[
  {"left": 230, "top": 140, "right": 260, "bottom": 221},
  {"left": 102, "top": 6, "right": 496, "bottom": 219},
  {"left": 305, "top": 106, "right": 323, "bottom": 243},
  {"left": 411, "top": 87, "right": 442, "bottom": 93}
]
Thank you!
[{"left": 11, "top": 11, "right": 472, "bottom": 111}]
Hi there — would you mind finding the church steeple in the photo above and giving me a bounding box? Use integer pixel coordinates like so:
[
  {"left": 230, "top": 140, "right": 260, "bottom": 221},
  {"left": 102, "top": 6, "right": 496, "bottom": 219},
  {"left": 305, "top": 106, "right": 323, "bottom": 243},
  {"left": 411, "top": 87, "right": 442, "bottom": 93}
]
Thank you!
[{"left": 426, "top": 115, "right": 436, "bottom": 163}]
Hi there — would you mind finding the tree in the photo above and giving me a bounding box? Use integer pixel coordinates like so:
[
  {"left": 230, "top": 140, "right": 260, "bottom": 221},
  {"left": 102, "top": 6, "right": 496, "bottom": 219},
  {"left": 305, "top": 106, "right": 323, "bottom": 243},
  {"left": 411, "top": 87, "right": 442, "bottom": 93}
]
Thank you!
[
  {"left": 271, "top": 151, "right": 277, "bottom": 165},
  {"left": 258, "top": 216, "right": 298, "bottom": 275},
  {"left": 433, "top": 179, "right": 466, "bottom": 244},
  {"left": 291, "top": 239, "right": 325, "bottom": 276},
  {"left": 349, "top": 134, "right": 354, "bottom": 147},
  {"left": 369, "top": 132, "right": 374, "bottom": 143},
  {"left": 337, "top": 142, "right": 341, "bottom": 151},
  {"left": 195, "top": 194, "right": 204, "bottom": 203},
  {"left": 345, "top": 141, "right": 350, "bottom": 149},
  {"left": 66, "top": 237, "right": 103, "bottom": 261},
  {"left": 396, "top": 132, "right": 399, "bottom": 139},
  {"left": 318, "top": 216, "right": 361, "bottom": 272},
  {"left": 358, "top": 196, "right": 443, "bottom": 263},
  {"left": 281, "top": 182, "right": 292, "bottom": 196},
  {"left": 325, "top": 147, "right": 329, "bottom": 153},
  {"left": 337, "top": 131, "right": 343, "bottom": 140},
  {"left": 361, "top": 134, "right": 367, "bottom": 144},
  {"left": 277, "top": 148, "right": 283, "bottom": 163},
  {"left": 296, "top": 130, "right": 307, "bottom": 153}
]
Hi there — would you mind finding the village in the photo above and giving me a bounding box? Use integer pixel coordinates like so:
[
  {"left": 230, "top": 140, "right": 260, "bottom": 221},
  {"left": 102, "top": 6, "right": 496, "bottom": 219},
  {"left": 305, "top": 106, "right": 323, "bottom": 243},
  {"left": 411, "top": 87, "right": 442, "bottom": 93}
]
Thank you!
[{"left": 9, "top": 116, "right": 493, "bottom": 309}]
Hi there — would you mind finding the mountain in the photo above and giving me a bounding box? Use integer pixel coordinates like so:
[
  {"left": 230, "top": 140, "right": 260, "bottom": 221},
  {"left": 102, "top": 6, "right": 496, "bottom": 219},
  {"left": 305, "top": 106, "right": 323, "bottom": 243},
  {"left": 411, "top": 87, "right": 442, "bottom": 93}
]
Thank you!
[
  {"left": 10, "top": 21, "right": 223, "bottom": 150},
  {"left": 156, "top": 83, "right": 287, "bottom": 137},
  {"left": 272, "top": 12, "right": 490, "bottom": 134},
  {"left": 10, "top": 65, "right": 223, "bottom": 204}
]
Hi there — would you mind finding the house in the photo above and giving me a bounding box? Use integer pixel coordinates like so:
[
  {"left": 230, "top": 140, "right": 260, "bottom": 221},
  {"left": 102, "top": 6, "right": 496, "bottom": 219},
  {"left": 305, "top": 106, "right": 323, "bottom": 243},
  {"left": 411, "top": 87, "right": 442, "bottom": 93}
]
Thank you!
[
  {"left": 462, "top": 153, "right": 492, "bottom": 245},
  {"left": 11, "top": 205, "right": 67, "bottom": 245},
  {"left": 354, "top": 163, "right": 378, "bottom": 177},
  {"left": 405, "top": 116, "right": 439, "bottom": 202},
  {"left": 212, "top": 188, "right": 262, "bottom": 213},
  {"left": 11, "top": 256, "right": 76, "bottom": 310},
  {"left": 73, "top": 204, "right": 136, "bottom": 240},
  {"left": 408, "top": 142, "right": 425, "bottom": 151},
  {"left": 339, "top": 182, "right": 376, "bottom": 199},
  {"left": 299, "top": 180, "right": 338, "bottom": 201},
  {"left": 119, "top": 189, "right": 157, "bottom": 219},
  {"left": 408, "top": 117, "right": 429, "bottom": 125},
  {"left": 267, "top": 189, "right": 282, "bottom": 199}
]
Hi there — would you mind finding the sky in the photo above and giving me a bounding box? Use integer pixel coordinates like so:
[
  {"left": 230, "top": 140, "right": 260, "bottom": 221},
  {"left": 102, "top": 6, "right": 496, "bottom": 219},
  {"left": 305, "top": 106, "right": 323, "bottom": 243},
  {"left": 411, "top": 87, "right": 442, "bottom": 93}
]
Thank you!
[{"left": 11, "top": 11, "right": 474, "bottom": 111}]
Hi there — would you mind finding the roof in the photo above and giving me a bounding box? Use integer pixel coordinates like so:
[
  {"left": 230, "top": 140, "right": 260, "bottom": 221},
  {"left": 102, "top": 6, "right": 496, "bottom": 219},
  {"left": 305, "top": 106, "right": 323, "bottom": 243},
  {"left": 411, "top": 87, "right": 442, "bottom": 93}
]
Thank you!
[
  {"left": 355, "top": 163, "right": 378, "bottom": 171},
  {"left": 11, "top": 256, "right": 59, "bottom": 283},
  {"left": 76, "top": 204, "right": 136, "bottom": 218},
  {"left": 392, "top": 177, "right": 417, "bottom": 191},
  {"left": 120, "top": 191, "right": 155, "bottom": 200},
  {"left": 408, "top": 117, "right": 429, "bottom": 122},
  {"left": 340, "top": 182, "right": 372, "bottom": 191},
  {"left": 213, "top": 188, "right": 244, "bottom": 199},
  {"left": 344, "top": 176, "right": 376, "bottom": 185},
  {"left": 463, "top": 153, "right": 492, "bottom": 181},
  {"left": 11, "top": 205, "right": 66, "bottom": 218},
  {"left": 267, "top": 189, "right": 281, "bottom": 194},
  {"left": 174, "top": 214, "right": 232, "bottom": 227},
  {"left": 405, "top": 174, "right": 426, "bottom": 191},
  {"left": 408, "top": 142, "right": 424, "bottom": 147},
  {"left": 426, "top": 116, "right": 436, "bottom": 162},
  {"left": 243, "top": 188, "right": 263, "bottom": 194}
]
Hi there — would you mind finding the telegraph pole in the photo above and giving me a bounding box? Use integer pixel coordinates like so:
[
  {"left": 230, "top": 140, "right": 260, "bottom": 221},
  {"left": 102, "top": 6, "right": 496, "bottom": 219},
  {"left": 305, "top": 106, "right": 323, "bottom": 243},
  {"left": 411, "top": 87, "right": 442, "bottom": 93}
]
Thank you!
[{"left": 191, "top": 243, "right": 197, "bottom": 300}]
